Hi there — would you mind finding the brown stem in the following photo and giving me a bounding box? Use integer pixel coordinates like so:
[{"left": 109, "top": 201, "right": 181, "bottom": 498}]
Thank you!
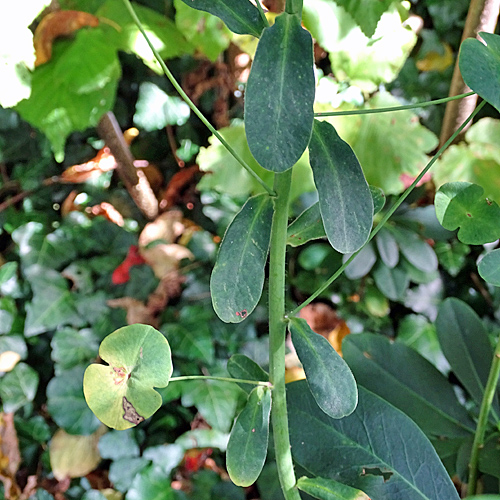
[
  {"left": 0, "top": 177, "right": 59, "bottom": 213},
  {"left": 439, "top": 0, "right": 500, "bottom": 147},
  {"left": 97, "top": 112, "right": 158, "bottom": 220}
]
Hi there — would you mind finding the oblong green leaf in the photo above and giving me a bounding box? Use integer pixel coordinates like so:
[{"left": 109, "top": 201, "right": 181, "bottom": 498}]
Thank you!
[
  {"left": 435, "top": 298, "right": 500, "bottom": 421},
  {"left": 309, "top": 120, "right": 373, "bottom": 253},
  {"left": 83, "top": 324, "right": 172, "bottom": 430},
  {"left": 178, "top": 0, "right": 266, "bottom": 37},
  {"left": 211, "top": 194, "right": 274, "bottom": 323},
  {"left": 459, "top": 32, "right": 500, "bottom": 114},
  {"left": 288, "top": 381, "right": 460, "bottom": 500},
  {"left": 375, "top": 228, "right": 399, "bottom": 269},
  {"left": 245, "top": 12, "right": 315, "bottom": 172},
  {"left": 343, "top": 334, "right": 475, "bottom": 440},
  {"left": 226, "top": 386, "right": 271, "bottom": 486},
  {"left": 435, "top": 182, "right": 500, "bottom": 244},
  {"left": 296, "top": 476, "right": 370, "bottom": 500},
  {"left": 289, "top": 317, "right": 357, "bottom": 418},
  {"left": 227, "top": 354, "right": 269, "bottom": 393},
  {"left": 372, "top": 262, "right": 410, "bottom": 301},
  {"left": 344, "top": 242, "right": 377, "bottom": 280},
  {"left": 287, "top": 203, "right": 325, "bottom": 247},
  {"left": 478, "top": 248, "right": 500, "bottom": 286},
  {"left": 390, "top": 227, "right": 437, "bottom": 272}
]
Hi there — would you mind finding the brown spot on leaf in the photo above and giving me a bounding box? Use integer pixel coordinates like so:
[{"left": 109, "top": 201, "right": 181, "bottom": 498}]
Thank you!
[
  {"left": 236, "top": 309, "right": 248, "bottom": 319},
  {"left": 122, "top": 397, "right": 145, "bottom": 425}
]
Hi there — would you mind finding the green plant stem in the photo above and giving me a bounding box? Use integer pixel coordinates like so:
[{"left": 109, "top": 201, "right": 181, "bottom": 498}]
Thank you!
[
  {"left": 467, "top": 335, "right": 500, "bottom": 496},
  {"left": 314, "top": 92, "right": 475, "bottom": 117},
  {"left": 268, "top": 169, "right": 301, "bottom": 500},
  {"left": 121, "top": 0, "right": 275, "bottom": 197},
  {"left": 288, "top": 100, "right": 486, "bottom": 318},
  {"left": 169, "top": 375, "right": 272, "bottom": 387},
  {"left": 255, "top": 0, "right": 270, "bottom": 27}
]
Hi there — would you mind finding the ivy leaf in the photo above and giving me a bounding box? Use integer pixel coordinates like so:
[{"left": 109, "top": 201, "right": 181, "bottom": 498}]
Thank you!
[
  {"left": 245, "top": 12, "right": 315, "bottom": 172},
  {"left": 83, "top": 324, "right": 173, "bottom": 430},
  {"left": 226, "top": 386, "right": 271, "bottom": 486},
  {"left": 96, "top": 0, "right": 194, "bottom": 72},
  {"left": 303, "top": 3, "right": 416, "bottom": 92},
  {"left": 296, "top": 476, "right": 370, "bottom": 500},
  {"left": 211, "top": 194, "right": 274, "bottom": 323},
  {"left": 433, "top": 118, "right": 500, "bottom": 203},
  {"left": 479, "top": 249, "right": 500, "bottom": 286},
  {"left": 289, "top": 317, "right": 358, "bottom": 419},
  {"left": 174, "top": 0, "right": 233, "bottom": 61},
  {"left": 459, "top": 32, "right": 500, "bottom": 113},
  {"left": 435, "top": 182, "right": 500, "bottom": 244},
  {"left": 0, "top": 362, "right": 38, "bottom": 413},
  {"left": 309, "top": 120, "right": 373, "bottom": 254},
  {"left": 177, "top": 0, "right": 266, "bottom": 37},
  {"left": 15, "top": 29, "right": 120, "bottom": 161}
]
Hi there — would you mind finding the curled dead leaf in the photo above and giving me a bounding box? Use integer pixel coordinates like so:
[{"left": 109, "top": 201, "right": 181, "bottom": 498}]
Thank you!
[
  {"left": 140, "top": 244, "right": 194, "bottom": 279},
  {"left": 139, "top": 211, "right": 185, "bottom": 247},
  {"left": 87, "top": 202, "right": 124, "bottom": 227},
  {"left": 107, "top": 297, "right": 158, "bottom": 327},
  {"left": 61, "top": 147, "right": 116, "bottom": 184},
  {"left": 34, "top": 11, "right": 100, "bottom": 67},
  {"left": 160, "top": 165, "right": 201, "bottom": 210}
]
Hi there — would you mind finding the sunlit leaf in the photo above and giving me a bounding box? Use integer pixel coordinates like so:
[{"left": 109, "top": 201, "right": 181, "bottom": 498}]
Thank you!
[
  {"left": 0, "top": 362, "right": 38, "bottom": 413},
  {"left": 479, "top": 249, "right": 500, "bottom": 286},
  {"left": 296, "top": 476, "right": 370, "bottom": 500}
]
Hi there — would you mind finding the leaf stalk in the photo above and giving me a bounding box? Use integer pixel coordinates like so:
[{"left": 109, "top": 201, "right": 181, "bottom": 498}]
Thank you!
[{"left": 169, "top": 375, "right": 272, "bottom": 387}]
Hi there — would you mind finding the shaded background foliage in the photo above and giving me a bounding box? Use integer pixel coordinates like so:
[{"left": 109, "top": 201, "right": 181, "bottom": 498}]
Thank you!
[{"left": 1, "top": 0, "right": 500, "bottom": 499}]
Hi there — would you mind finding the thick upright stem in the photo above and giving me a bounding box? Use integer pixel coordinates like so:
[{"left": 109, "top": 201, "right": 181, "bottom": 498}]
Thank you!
[
  {"left": 467, "top": 335, "right": 500, "bottom": 495},
  {"left": 268, "top": 169, "right": 301, "bottom": 500}
]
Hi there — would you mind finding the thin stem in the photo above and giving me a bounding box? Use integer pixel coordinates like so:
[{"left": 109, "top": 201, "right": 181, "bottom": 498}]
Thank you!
[
  {"left": 169, "top": 375, "right": 272, "bottom": 387},
  {"left": 268, "top": 169, "right": 301, "bottom": 500},
  {"left": 255, "top": 0, "right": 270, "bottom": 27},
  {"left": 121, "top": 0, "right": 275, "bottom": 197},
  {"left": 288, "top": 101, "right": 486, "bottom": 318},
  {"left": 314, "top": 92, "right": 475, "bottom": 117},
  {"left": 467, "top": 335, "right": 500, "bottom": 496}
]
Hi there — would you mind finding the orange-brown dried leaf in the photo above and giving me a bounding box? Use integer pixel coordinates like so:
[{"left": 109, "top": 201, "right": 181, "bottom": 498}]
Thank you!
[
  {"left": 160, "top": 166, "right": 201, "bottom": 210},
  {"left": 88, "top": 202, "right": 124, "bottom": 227},
  {"left": 61, "top": 190, "right": 79, "bottom": 217},
  {"left": 107, "top": 297, "right": 158, "bottom": 327},
  {"left": 34, "top": 10, "right": 100, "bottom": 67},
  {"left": 61, "top": 147, "right": 116, "bottom": 183}
]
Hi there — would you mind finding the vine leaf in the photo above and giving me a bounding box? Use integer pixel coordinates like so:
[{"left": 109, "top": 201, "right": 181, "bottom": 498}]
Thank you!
[
  {"left": 435, "top": 181, "right": 500, "bottom": 244},
  {"left": 83, "top": 324, "right": 172, "bottom": 430},
  {"left": 309, "top": 120, "right": 373, "bottom": 254},
  {"left": 296, "top": 476, "right": 370, "bottom": 500},
  {"left": 210, "top": 194, "right": 274, "bottom": 323},
  {"left": 245, "top": 12, "right": 315, "bottom": 172},
  {"left": 459, "top": 32, "right": 500, "bottom": 113},
  {"left": 289, "top": 317, "right": 357, "bottom": 419},
  {"left": 478, "top": 249, "right": 500, "bottom": 286},
  {"left": 178, "top": 0, "right": 266, "bottom": 37},
  {"left": 226, "top": 386, "right": 271, "bottom": 486}
]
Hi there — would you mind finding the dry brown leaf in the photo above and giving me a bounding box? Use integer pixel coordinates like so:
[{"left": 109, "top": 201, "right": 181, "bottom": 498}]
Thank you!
[
  {"left": 87, "top": 202, "right": 124, "bottom": 227},
  {"left": 160, "top": 165, "right": 201, "bottom": 210},
  {"left": 107, "top": 297, "right": 158, "bottom": 327},
  {"left": 61, "top": 147, "right": 116, "bottom": 184},
  {"left": 34, "top": 10, "right": 100, "bottom": 66},
  {"left": 60, "top": 190, "right": 79, "bottom": 217},
  {"left": 140, "top": 244, "right": 193, "bottom": 279},
  {"left": 49, "top": 426, "right": 106, "bottom": 481},
  {"left": 139, "top": 210, "right": 185, "bottom": 247},
  {"left": 0, "top": 413, "right": 21, "bottom": 500}
]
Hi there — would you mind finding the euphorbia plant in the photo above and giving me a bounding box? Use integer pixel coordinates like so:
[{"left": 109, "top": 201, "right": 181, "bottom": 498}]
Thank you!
[{"left": 83, "top": 1, "right": 500, "bottom": 499}]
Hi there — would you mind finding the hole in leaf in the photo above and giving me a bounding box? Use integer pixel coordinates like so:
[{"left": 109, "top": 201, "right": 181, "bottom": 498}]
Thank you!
[{"left": 361, "top": 467, "right": 393, "bottom": 482}]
